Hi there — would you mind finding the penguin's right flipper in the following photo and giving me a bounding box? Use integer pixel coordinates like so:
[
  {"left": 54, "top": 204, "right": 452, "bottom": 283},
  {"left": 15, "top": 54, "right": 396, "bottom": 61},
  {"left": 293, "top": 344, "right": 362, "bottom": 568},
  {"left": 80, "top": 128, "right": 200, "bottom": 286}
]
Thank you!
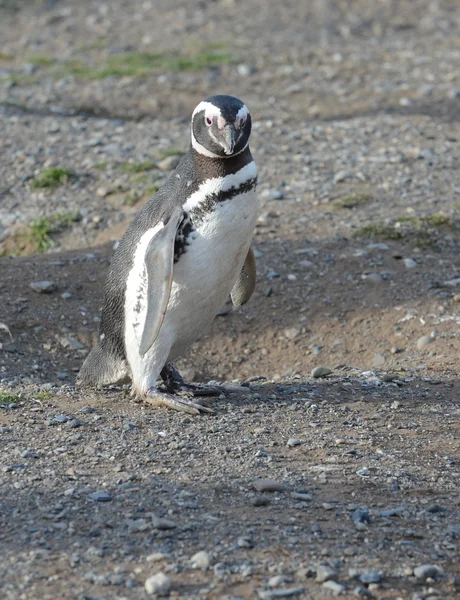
[
  {"left": 77, "top": 343, "right": 130, "bottom": 387},
  {"left": 231, "top": 247, "right": 256, "bottom": 306},
  {"left": 138, "top": 210, "right": 182, "bottom": 357}
]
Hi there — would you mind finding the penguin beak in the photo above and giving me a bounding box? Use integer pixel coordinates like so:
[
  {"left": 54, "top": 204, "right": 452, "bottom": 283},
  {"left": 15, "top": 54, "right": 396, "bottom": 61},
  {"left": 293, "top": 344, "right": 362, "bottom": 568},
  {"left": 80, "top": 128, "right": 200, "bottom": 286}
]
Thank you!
[{"left": 221, "top": 124, "right": 239, "bottom": 155}]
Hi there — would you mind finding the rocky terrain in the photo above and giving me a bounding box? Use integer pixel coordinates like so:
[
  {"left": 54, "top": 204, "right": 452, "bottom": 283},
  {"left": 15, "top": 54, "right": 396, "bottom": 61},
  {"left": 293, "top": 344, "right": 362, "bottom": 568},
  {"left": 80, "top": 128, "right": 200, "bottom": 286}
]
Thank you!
[{"left": 1, "top": 1, "right": 460, "bottom": 599}]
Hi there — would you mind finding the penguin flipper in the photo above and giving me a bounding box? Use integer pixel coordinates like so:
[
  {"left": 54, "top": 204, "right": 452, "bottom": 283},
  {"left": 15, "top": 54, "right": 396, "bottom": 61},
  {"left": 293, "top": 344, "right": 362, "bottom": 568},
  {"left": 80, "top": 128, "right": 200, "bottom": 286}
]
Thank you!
[
  {"left": 77, "top": 343, "right": 129, "bottom": 387},
  {"left": 139, "top": 210, "right": 182, "bottom": 357},
  {"left": 231, "top": 247, "right": 256, "bottom": 307}
]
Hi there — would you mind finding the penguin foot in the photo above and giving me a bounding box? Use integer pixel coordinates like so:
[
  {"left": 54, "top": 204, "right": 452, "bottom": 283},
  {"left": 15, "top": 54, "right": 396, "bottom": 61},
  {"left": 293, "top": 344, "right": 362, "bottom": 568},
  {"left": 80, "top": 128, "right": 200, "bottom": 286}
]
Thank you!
[
  {"left": 160, "top": 363, "right": 227, "bottom": 397},
  {"left": 144, "top": 389, "right": 214, "bottom": 415}
]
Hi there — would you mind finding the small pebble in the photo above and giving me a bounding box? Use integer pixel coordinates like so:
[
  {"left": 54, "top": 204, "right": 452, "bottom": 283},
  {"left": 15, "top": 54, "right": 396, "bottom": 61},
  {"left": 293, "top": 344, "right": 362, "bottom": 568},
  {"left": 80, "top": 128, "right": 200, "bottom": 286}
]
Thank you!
[
  {"left": 151, "top": 515, "right": 176, "bottom": 530},
  {"left": 403, "top": 258, "right": 417, "bottom": 269},
  {"left": 146, "top": 552, "right": 168, "bottom": 562},
  {"left": 144, "top": 572, "right": 171, "bottom": 596},
  {"left": 359, "top": 571, "right": 381, "bottom": 584},
  {"left": 88, "top": 491, "right": 112, "bottom": 502},
  {"left": 287, "top": 438, "right": 301, "bottom": 447},
  {"left": 413, "top": 564, "right": 443, "bottom": 580},
  {"left": 316, "top": 565, "right": 337, "bottom": 583},
  {"left": 322, "top": 580, "right": 346, "bottom": 595},
  {"left": 311, "top": 367, "right": 332, "bottom": 378},
  {"left": 268, "top": 575, "right": 286, "bottom": 588},
  {"left": 30, "top": 280, "right": 56, "bottom": 293},
  {"left": 253, "top": 478, "right": 284, "bottom": 492},
  {"left": 190, "top": 550, "right": 210, "bottom": 570},
  {"left": 251, "top": 495, "right": 271, "bottom": 506},
  {"left": 417, "top": 335, "right": 434, "bottom": 350}
]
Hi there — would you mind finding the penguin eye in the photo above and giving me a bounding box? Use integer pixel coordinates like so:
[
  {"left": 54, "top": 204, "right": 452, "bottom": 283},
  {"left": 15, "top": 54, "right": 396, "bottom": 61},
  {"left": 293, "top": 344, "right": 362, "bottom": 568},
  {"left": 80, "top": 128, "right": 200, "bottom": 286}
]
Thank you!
[{"left": 205, "top": 116, "right": 213, "bottom": 126}]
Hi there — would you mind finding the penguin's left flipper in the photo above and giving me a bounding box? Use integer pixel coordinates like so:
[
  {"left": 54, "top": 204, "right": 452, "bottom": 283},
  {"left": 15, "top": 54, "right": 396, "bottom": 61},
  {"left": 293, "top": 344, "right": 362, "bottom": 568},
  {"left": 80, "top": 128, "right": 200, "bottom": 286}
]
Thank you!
[
  {"left": 138, "top": 210, "right": 182, "bottom": 357},
  {"left": 231, "top": 247, "right": 256, "bottom": 307},
  {"left": 145, "top": 390, "right": 215, "bottom": 415}
]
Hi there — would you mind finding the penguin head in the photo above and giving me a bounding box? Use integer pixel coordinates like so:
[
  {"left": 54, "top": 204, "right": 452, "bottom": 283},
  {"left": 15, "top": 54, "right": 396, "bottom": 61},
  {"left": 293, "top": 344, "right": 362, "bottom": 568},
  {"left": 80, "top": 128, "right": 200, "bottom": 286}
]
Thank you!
[{"left": 191, "top": 94, "right": 252, "bottom": 159}]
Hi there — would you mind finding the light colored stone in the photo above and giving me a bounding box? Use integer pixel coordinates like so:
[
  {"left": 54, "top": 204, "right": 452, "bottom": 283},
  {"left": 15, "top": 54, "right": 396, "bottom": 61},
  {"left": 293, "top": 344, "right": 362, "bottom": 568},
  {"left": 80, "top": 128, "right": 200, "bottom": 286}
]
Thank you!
[
  {"left": 287, "top": 438, "right": 301, "bottom": 447},
  {"left": 403, "top": 258, "right": 417, "bottom": 268},
  {"left": 322, "top": 580, "right": 346, "bottom": 595},
  {"left": 144, "top": 572, "right": 171, "bottom": 596},
  {"left": 311, "top": 367, "right": 332, "bottom": 378},
  {"left": 190, "top": 550, "right": 210, "bottom": 570},
  {"left": 316, "top": 565, "right": 337, "bottom": 583},
  {"left": 253, "top": 478, "right": 284, "bottom": 492},
  {"left": 30, "top": 280, "right": 56, "bottom": 293},
  {"left": 417, "top": 335, "right": 434, "bottom": 350},
  {"left": 413, "top": 564, "right": 443, "bottom": 580}
]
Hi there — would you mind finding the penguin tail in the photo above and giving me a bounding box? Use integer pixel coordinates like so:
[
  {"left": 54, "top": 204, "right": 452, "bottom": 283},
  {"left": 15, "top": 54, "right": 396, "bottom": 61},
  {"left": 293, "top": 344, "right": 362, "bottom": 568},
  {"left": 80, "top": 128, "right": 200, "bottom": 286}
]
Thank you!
[{"left": 76, "top": 344, "right": 130, "bottom": 388}]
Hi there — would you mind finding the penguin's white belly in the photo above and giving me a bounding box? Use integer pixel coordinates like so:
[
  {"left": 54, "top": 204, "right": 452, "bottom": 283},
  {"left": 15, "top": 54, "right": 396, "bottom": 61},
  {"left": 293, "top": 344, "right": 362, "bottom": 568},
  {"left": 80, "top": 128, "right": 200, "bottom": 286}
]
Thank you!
[{"left": 164, "top": 189, "right": 258, "bottom": 359}]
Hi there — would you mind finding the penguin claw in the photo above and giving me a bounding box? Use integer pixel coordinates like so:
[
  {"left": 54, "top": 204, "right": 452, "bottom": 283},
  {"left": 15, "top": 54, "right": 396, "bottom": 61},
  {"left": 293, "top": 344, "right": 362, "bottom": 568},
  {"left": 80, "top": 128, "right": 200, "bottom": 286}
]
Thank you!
[
  {"left": 176, "top": 383, "right": 228, "bottom": 398},
  {"left": 144, "top": 391, "right": 215, "bottom": 415}
]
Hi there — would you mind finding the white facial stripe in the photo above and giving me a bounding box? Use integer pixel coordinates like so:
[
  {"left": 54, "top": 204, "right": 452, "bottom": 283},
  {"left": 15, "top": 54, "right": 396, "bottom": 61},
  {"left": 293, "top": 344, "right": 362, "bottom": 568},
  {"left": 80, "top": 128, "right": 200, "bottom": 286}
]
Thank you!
[
  {"left": 236, "top": 104, "right": 248, "bottom": 121},
  {"left": 183, "top": 160, "right": 257, "bottom": 213},
  {"left": 192, "top": 101, "right": 222, "bottom": 120}
]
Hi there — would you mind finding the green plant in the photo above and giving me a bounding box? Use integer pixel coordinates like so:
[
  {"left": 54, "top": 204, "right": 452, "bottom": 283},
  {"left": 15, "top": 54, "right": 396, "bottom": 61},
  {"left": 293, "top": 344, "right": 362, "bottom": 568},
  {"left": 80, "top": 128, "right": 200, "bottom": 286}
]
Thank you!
[
  {"left": 27, "top": 54, "right": 54, "bottom": 66},
  {"left": 333, "top": 192, "right": 373, "bottom": 209},
  {"left": 31, "top": 167, "right": 72, "bottom": 189},
  {"left": 35, "top": 391, "right": 53, "bottom": 400},
  {"left": 24, "top": 212, "right": 80, "bottom": 253},
  {"left": 0, "top": 393, "right": 20, "bottom": 404},
  {"left": 354, "top": 223, "right": 404, "bottom": 241}
]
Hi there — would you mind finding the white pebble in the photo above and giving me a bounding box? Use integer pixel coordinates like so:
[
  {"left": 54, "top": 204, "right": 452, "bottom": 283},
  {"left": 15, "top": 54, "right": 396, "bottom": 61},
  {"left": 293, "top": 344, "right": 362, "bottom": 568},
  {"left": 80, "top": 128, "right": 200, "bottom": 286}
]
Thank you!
[
  {"left": 144, "top": 572, "right": 171, "bottom": 596},
  {"left": 190, "top": 550, "right": 210, "bottom": 570}
]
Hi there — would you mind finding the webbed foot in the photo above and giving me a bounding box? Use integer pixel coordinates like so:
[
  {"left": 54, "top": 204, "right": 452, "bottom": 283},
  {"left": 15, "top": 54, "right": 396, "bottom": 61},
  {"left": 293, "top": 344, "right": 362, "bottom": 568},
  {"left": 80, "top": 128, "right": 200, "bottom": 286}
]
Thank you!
[
  {"left": 145, "top": 389, "right": 214, "bottom": 415},
  {"left": 160, "top": 363, "right": 228, "bottom": 397}
]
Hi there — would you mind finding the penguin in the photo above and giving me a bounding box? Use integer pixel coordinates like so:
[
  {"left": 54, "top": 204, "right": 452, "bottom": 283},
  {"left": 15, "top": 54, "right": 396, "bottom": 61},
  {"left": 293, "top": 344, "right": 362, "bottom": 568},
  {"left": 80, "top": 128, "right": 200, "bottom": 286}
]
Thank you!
[{"left": 77, "top": 94, "right": 259, "bottom": 414}]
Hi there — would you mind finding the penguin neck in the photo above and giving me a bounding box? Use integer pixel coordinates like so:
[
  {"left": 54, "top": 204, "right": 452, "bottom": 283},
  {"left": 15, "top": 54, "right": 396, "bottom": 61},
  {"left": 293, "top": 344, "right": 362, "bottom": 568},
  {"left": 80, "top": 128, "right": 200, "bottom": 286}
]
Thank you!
[{"left": 189, "top": 145, "right": 254, "bottom": 180}]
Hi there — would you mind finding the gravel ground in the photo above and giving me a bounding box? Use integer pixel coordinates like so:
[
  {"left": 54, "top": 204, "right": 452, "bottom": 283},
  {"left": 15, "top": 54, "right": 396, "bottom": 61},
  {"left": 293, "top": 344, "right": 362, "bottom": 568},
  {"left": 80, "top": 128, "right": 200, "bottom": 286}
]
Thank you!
[{"left": 1, "top": 1, "right": 460, "bottom": 599}]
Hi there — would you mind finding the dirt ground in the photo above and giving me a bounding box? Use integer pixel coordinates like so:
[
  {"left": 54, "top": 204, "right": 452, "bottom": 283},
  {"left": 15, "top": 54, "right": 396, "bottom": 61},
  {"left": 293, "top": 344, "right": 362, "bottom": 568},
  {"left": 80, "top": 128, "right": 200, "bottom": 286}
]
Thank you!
[{"left": 1, "top": 1, "right": 460, "bottom": 599}]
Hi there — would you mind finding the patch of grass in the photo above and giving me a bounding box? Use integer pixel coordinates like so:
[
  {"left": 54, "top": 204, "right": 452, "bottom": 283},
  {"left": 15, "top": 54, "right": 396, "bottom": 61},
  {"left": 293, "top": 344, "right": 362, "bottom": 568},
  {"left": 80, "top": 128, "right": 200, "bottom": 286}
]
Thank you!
[
  {"left": 165, "top": 49, "right": 234, "bottom": 72},
  {"left": 159, "top": 148, "right": 185, "bottom": 158},
  {"left": 120, "top": 160, "right": 157, "bottom": 173},
  {"left": 35, "top": 391, "right": 53, "bottom": 400},
  {"left": 93, "top": 162, "right": 108, "bottom": 170},
  {"left": 0, "top": 393, "right": 20, "bottom": 404},
  {"left": 129, "top": 173, "right": 149, "bottom": 185},
  {"left": 23, "top": 212, "right": 80, "bottom": 253},
  {"left": 31, "top": 167, "right": 72, "bottom": 189},
  {"left": 333, "top": 192, "right": 373, "bottom": 209},
  {"left": 27, "top": 54, "right": 54, "bottom": 66},
  {"left": 57, "top": 46, "right": 234, "bottom": 80},
  {"left": 354, "top": 223, "right": 404, "bottom": 241},
  {"left": 354, "top": 212, "right": 460, "bottom": 246}
]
